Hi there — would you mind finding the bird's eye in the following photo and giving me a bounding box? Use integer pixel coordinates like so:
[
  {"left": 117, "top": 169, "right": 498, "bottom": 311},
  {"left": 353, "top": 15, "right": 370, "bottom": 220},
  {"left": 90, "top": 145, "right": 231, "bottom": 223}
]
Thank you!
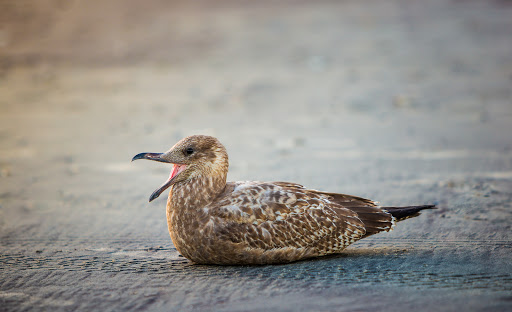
[{"left": 185, "top": 147, "right": 194, "bottom": 155}]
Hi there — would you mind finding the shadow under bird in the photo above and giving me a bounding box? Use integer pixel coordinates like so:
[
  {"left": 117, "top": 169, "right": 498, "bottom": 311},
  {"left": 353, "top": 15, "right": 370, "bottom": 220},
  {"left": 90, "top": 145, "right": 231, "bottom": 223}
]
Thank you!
[{"left": 132, "top": 135, "right": 435, "bottom": 265}]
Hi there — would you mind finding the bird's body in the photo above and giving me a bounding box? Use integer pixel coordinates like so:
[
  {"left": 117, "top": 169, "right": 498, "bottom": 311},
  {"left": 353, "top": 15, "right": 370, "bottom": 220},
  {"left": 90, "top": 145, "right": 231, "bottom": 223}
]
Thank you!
[{"left": 133, "top": 135, "right": 435, "bottom": 265}]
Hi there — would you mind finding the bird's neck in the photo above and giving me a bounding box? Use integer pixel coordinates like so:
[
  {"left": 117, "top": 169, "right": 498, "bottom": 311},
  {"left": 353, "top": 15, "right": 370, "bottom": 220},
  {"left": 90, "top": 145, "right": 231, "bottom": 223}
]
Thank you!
[{"left": 168, "top": 174, "right": 227, "bottom": 211}]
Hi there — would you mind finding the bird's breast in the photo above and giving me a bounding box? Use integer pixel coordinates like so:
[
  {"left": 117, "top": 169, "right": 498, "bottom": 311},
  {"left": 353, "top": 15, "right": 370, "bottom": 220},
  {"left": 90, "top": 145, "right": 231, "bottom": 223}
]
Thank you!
[{"left": 165, "top": 179, "right": 228, "bottom": 262}]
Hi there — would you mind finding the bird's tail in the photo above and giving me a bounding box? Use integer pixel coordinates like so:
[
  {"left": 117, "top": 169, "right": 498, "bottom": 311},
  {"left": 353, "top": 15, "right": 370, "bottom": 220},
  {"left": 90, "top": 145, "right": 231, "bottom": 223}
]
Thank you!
[
  {"left": 349, "top": 205, "right": 436, "bottom": 238},
  {"left": 381, "top": 205, "right": 436, "bottom": 222}
]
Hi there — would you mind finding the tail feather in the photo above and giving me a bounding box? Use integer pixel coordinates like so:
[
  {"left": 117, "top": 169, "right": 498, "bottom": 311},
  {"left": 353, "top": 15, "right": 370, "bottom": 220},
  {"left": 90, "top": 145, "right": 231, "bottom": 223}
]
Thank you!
[
  {"left": 348, "top": 204, "right": 436, "bottom": 238},
  {"left": 381, "top": 205, "right": 436, "bottom": 221},
  {"left": 347, "top": 206, "right": 395, "bottom": 238}
]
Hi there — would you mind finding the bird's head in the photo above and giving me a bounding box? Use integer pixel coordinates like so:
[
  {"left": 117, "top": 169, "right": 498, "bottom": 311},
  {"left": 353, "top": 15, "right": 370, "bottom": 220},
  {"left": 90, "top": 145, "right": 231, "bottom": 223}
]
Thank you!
[{"left": 132, "top": 135, "right": 229, "bottom": 202}]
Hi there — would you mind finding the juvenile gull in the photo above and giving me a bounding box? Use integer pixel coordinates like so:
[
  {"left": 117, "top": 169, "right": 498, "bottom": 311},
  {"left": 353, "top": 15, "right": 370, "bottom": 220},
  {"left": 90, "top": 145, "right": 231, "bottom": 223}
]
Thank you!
[{"left": 132, "top": 135, "right": 435, "bottom": 265}]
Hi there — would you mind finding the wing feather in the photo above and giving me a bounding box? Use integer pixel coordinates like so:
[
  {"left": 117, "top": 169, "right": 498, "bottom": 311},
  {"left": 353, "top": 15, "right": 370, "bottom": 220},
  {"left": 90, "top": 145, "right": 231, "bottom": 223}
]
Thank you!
[{"left": 208, "top": 181, "right": 367, "bottom": 255}]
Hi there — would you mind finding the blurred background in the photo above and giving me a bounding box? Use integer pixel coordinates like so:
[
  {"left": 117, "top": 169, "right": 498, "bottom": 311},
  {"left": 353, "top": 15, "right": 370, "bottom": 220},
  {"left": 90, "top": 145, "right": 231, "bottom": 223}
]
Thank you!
[{"left": 1, "top": 0, "right": 511, "bottom": 311}]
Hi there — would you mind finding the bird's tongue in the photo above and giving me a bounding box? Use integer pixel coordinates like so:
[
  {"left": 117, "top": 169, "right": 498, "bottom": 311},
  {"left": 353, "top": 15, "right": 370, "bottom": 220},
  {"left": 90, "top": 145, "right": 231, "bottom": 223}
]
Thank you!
[{"left": 169, "top": 164, "right": 186, "bottom": 180}]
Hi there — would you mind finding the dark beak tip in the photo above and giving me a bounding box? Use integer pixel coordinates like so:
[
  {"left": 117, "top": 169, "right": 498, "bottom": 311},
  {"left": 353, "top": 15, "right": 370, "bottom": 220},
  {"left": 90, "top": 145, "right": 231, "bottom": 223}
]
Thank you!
[
  {"left": 149, "top": 190, "right": 161, "bottom": 202},
  {"left": 132, "top": 152, "right": 147, "bottom": 162}
]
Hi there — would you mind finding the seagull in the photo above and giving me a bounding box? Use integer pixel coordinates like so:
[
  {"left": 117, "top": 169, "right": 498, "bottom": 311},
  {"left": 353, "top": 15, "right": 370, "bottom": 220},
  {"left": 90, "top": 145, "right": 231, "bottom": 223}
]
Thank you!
[{"left": 132, "top": 135, "right": 435, "bottom": 265}]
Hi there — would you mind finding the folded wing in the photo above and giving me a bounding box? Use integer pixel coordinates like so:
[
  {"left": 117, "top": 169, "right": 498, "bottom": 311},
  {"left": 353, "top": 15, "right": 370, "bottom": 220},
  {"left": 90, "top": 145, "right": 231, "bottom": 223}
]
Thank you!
[{"left": 208, "top": 181, "right": 378, "bottom": 256}]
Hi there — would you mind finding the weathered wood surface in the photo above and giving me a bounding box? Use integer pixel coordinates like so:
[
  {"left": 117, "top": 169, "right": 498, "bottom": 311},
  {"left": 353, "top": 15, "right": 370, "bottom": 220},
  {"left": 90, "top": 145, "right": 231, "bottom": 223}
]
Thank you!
[{"left": 1, "top": 0, "right": 511, "bottom": 311}]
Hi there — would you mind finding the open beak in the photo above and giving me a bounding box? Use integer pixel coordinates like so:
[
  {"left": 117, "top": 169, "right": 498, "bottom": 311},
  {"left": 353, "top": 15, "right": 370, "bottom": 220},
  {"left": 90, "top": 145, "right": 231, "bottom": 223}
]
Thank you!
[{"left": 132, "top": 152, "right": 187, "bottom": 202}]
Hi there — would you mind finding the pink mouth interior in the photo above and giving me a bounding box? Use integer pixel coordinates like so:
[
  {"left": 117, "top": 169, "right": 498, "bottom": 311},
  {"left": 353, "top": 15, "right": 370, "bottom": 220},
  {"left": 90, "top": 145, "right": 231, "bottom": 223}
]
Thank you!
[{"left": 169, "top": 164, "right": 187, "bottom": 180}]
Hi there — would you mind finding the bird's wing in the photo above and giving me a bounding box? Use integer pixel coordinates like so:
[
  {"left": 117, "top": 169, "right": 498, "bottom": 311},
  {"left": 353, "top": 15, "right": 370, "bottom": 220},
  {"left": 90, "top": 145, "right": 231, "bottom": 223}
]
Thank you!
[
  {"left": 207, "top": 181, "right": 368, "bottom": 253},
  {"left": 272, "top": 181, "right": 379, "bottom": 207}
]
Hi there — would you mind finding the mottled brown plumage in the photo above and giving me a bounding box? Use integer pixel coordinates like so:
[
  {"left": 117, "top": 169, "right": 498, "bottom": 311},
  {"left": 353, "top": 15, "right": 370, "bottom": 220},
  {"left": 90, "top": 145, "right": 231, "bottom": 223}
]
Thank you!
[{"left": 132, "top": 135, "right": 435, "bottom": 265}]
